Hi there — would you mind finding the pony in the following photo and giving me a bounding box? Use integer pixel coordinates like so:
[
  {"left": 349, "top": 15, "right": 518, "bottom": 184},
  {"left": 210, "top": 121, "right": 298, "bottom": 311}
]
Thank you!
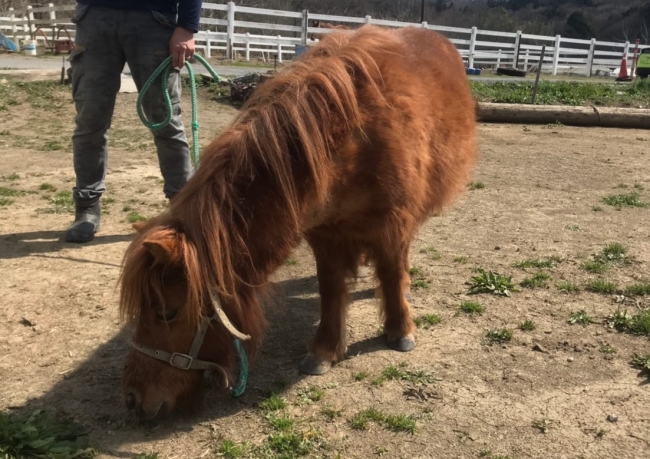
[
  {"left": 119, "top": 25, "right": 477, "bottom": 420},
  {"left": 309, "top": 20, "right": 351, "bottom": 40}
]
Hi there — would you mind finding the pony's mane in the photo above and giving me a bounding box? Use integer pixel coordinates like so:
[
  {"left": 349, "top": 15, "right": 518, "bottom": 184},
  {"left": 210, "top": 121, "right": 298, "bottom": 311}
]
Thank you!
[{"left": 120, "top": 27, "right": 396, "bottom": 325}]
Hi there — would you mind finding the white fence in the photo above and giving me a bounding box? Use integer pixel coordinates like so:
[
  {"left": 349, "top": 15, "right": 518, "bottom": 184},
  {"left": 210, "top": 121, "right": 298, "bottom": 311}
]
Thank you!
[{"left": 1, "top": 2, "right": 648, "bottom": 76}]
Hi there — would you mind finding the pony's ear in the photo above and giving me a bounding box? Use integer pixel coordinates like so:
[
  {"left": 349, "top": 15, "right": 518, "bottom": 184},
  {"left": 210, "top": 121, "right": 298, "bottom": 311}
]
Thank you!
[{"left": 142, "top": 228, "right": 184, "bottom": 264}]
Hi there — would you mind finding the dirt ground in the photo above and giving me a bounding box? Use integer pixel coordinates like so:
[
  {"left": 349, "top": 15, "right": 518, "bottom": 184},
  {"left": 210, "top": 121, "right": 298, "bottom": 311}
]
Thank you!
[{"left": 0, "top": 76, "right": 649, "bottom": 459}]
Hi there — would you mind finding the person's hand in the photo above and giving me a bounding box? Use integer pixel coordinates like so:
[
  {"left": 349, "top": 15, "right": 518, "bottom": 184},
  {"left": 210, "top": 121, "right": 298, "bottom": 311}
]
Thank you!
[{"left": 170, "top": 26, "right": 195, "bottom": 70}]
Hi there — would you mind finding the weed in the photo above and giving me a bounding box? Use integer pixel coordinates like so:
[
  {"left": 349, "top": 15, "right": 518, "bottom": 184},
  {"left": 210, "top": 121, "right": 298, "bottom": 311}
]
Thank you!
[
  {"left": 348, "top": 408, "right": 383, "bottom": 430},
  {"left": 568, "top": 310, "right": 594, "bottom": 326},
  {"left": 321, "top": 406, "right": 343, "bottom": 421},
  {"left": 532, "top": 419, "right": 553, "bottom": 434},
  {"left": 1, "top": 173, "right": 20, "bottom": 181},
  {"left": 484, "top": 328, "right": 513, "bottom": 345},
  {"left": 623, "top": 282, "right": 650, "bottom": 297},
  {"left": 0, "top": 198, "right": 14, "bottom": 206},
  {"left": 412, "top": 279, "right": 430, "bottom": 289},
  {"left": 634, "top": 183, "right": 644, "bottom": 191},
  {"left": 103, "top": 197, "right": 115, "bottom": 204},
  {"left": 286, "top": 257, "right": 299, "bottom": 266},
  {"left": 586, "top": 279, "right": 617, "bottom": 294},
  {"left": 266, "top": 431, "right": 311, "bottom": 456},
  {"left": 453, "top": 256, "right": 468, "bottom": 263},
  {"left": 468, "top": 269, "right": 516, "bottom": 296},
  {"left": 460, "top": 301, "right": 485, "bottom": 315},
  {"left": 122, "top": 205, "right": 132, "bottom": 212},
  {"left": 0, "top": 186, "right": 24, "bottom": 197},
  {"left": 135, "top": 454, "right": 159, "bottom": 459},
  {"left": 267, "top": 415, "right": 295, "bottom": 432},
  {"left": 0, "top": 409, "right": 96, "bottom": 459},
  {"left": 565, "top": 224, "right": 581, "bottom": 232},
  {"left": 371, "top": 376, "right": 386, "bottom": 386},
  {"left": 383, "top": 415, "right": 417, "bottom": 434},
  {"left": 39, "top": 183, "right": 56, "bottom": 192},
  {"left": 468, "top": 181, "right": 485, "bottom": 190},
  {"left": 606, "top": 308, "right": 650, "bottom": 336},
  {"left": 519, "top": 320, "right": 536, "bottom": 331},
  {"left": 216, "top": 440, "right": 248, "bottom": 458},
  {"left": 259, "top": 394, "right": 287, "bottom": 412},
  {"left": 582, "top": 261, "right": 609, "bottom": 273},
  {"left": 414, "top": 313, "right": 442, "bottom": 329},
  {"left": 520, "top": 272, "right": 550, "bottom": 289},
  {"left": 605, "top": 308, "right": 633, "bottom": 331},
  {"left": 598, "top": 243, "right": 629, "bottom": 264},
  {"left": 557, "top": 281, "right": 580, "bottom": 293},
  {"left": 382, "top": 364, "right": 404, "bottom": 380},
  {"left": 602, "top": 192, "right": 647, "bottom": 210},
  {"left": 47, "top": 190, "right": 74, "bottom": 214},
  {"left": 631, "top": 354, "right": 650, "bottom": 373},
  {"left": 353, "top": 372, "right": 368, "bottom": 381},
  {"left": 513, "top": 257, "right": 561, "bottom": 269},
  {"left": 296, "top": 386, "right": 325, "bottom": 405},
  {"left": 42, "top": 140, "right": 63, "bottom": 151},
  {"left": 127, "top": 211, "right": 147, "bottom": 223},
  {"left": 419, "top": 246, "right": 442, "bottom": 260},
  {"left": 600, "top": 344, "right": 616, "bottom": 354},
  {"left": 409, "top": 267, "right": 422, "bottom": 276},
  {"left": 348, "top": 408, "right": 416, "bottom": 434},
  {"left": 592, "top": 205, "right": 603, "bottom": 212},
  {"left": 380, "top": 364, "right": 438, "bottom": 384}
]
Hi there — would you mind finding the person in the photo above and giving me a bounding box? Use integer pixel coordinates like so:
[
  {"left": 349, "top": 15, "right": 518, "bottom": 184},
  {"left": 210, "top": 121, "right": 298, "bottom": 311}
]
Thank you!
[{"left": 65, "top": 0, "right": 203, "bottom": 243}]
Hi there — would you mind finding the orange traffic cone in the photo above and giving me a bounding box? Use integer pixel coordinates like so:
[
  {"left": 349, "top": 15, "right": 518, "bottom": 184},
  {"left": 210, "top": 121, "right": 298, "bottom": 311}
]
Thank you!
[{"left": 616, "top": 51, "right": 632, "bottom": 82}]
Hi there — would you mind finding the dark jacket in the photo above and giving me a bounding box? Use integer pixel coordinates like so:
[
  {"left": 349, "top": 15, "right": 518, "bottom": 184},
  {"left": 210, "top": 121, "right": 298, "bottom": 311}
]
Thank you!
[{"left": 77, "top": 0, "right": 202, "bottom": 32}]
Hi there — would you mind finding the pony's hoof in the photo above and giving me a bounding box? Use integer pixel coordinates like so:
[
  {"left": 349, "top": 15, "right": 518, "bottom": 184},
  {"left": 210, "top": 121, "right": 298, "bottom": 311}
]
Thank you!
[
  {"left": 299, "top": 354, "right": 333, "bottom": 375},
  {"left": 386, "top": 334, "right": 416, "bottom": 352}
]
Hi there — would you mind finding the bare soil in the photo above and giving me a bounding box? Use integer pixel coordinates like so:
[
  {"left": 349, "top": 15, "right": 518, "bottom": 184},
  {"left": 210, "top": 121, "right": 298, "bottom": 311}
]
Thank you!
[{"left": 0, "top": 76, "right": 649, "bottom": 459}]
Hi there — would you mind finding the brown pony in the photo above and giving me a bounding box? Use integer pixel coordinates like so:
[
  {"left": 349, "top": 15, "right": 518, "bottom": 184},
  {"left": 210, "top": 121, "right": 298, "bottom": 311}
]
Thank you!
[{"left": 120, "top": 25, "right": 477, "bottom": 420}]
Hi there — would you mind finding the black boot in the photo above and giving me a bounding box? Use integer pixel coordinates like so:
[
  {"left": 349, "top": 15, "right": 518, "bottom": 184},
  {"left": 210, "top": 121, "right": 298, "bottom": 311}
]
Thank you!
[{"left": 65, "top": 202, "right": 101, "bottom": 243}]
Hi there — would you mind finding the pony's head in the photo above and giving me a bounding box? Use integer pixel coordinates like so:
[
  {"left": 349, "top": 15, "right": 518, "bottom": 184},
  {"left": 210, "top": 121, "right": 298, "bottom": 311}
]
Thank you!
[{"left": 119, "top": 221, "right": 244, "bottom": 420}]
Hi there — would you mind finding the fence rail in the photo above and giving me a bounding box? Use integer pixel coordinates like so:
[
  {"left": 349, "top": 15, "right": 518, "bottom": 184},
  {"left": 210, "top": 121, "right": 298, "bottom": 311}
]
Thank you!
[{"left": 1, "top": 2, "right": 648, "bottom": 75}]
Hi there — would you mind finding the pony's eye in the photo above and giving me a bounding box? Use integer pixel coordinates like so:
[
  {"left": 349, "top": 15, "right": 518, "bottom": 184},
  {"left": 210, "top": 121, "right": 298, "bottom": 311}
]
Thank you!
[{"left": 154, "top": 307, "right": 178, "bottom": 322}]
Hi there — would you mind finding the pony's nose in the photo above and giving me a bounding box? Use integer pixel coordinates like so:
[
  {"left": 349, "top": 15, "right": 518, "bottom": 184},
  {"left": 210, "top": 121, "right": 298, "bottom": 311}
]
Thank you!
[{"left": 124, "top": 390, "right": 139, "bottom": 411}]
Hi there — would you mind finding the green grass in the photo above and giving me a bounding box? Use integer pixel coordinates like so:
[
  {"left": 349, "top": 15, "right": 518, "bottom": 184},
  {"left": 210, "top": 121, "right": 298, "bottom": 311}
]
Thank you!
[
  {"left": 126, "top": 211, "right": 147, "bottom": 223},
  {"left": 135, "top": 454, "right": 159, "bottom": 459},
  {"left": 468, "top": 269, "right": 516, "bottom": 296},
  {"left": 585, "top": 279, "right": 617, "bottom": 294},
  {"left": 631, "top": 354, "right": 650, "bottom": 373},
  {"left": 518, "top": 320, "right": 536, "bottom": 331},
  {"left": 600, "top": 344, "right": 616, "bottom": 354},
  {"left": 0, "top": 198, "right": 14, "bottom": 206},
  {"left": 285, "top": 257, "right": 299, "bottom": 266},
  {"left": 215, "top": 439, "right": 248, "bottom": 459},
  {"left": 606, "top": 308, "right": 650, "bottom": 336},
  {"left": 353, "top": 372, "right": 368, "bottom": 381},
  {"left": 411, "top": 279, "right": 430, "bottom": 289},
  {"left": 484, "top": 328, "right": 513, "bottom": 345},
  {"left": 380, "top": 363, "right": 438, "bottom": 384},
  {"left": 414, "top": 313, "right": 442, "bottom": 329},
  {"left": 39, "top": 183, "right": 56, "bottom": 192},
  {"left": 453, "top": 256, "right": 468, "bottom": 263},
  {"left": 602, "top": 192, "right": 647, "bottom": 210},
  {"left": 623, "top": 282, "right": 650, "bottom": 297},
  {"left": 470, "top": 80, "right": 650, "bottom": 108},
  {"left": 520, "top": 272, "right": 550, "bottom": 289},
  {"left": 267, "top": 415, "right": 295, "bottom": 432},
  {"left": 265, "top": 431, "right": 312, "bottom": 456},
  {"left": 47, "top": 190, "right": 74, "bottom": 214},
  {"left": 296, "top": 386, "right": 325, "bottom": 405},
  {"left": 468, "top": 181, "right": 485, "bottom": 190},
  {"left": 418, "top": 246, "right": 442, "bottom": 260},
  {"left": 581, "top": 244, "right": 631, "bottom": 274},
  {"left": 568, "top": 310, "right": 594, "bottom": 326},
  {"left": 1, "top": 173, "right": 20, "bottom": 181},
  {"left": 459, "top": 301, "right": 485, "bottom": 315},
  {"left": 592, "top": 205, "right": 603, "bottom": 212},
  {"left": 0, "top": 409, "right": 96, "bottom": 459},
  {"left": 0, "top": 186, "right": 25, "bottom": 197},
  {"left": 557, "top": 281, "right": 580, "bottom": 293},
  {"left": 383, "top": 415, "right": 417, "bottom": 434},
  {"left": 320, "top": 406, "right": 343, "bottom": 421},
  {"left": 348, "top": 408, "right": 416, "bottom": 434},
  {"left": 582, "top": 261, "right": 609, "bottom": 274},
  {"left": 409, "top": 267, "right": 422, "bottom": 276},
  {"left": 513, "top": 257, "right": 561, "bottom": 269},
  {"left": 259, "top": 394, "right": 287, "bottom": 412}
]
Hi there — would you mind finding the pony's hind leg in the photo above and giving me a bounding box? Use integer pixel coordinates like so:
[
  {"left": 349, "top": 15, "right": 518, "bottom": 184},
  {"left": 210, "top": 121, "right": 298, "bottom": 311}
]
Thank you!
[
  {"left": 373, "top": 240, "right": 416, "bottom": 352},
  {"left": 300, "top": 233, "right": 359, "bottom": 375}
]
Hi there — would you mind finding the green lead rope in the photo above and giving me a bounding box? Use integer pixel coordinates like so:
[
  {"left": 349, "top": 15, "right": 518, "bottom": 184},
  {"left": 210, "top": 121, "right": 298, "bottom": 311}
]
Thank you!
[
  {"left": 231, "top": 338, "right": 249, "bottom": 397},
  {"left": 137, "top": 54, "right": 222, "bottom": 169}
]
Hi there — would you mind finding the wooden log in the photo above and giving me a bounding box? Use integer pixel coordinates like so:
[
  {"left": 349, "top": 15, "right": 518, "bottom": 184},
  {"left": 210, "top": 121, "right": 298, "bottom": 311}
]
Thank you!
[{"left": 477, "top": 103, "right": 650, "bottom": 129}]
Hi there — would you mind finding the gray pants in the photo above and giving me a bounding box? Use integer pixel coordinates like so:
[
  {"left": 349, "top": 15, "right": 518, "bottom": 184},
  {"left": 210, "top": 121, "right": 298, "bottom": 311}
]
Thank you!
[{"left": 70, "top": 5, "right": 193, "bottom": 205}]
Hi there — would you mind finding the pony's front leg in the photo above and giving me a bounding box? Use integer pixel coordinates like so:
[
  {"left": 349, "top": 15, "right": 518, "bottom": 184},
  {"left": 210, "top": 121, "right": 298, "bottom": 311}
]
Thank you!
[
  {"left": 374, "top": 240, "right": 416, "bottom": 352},
  {"left": 300, "top": 234, "right": 356, "bottom": 375}
]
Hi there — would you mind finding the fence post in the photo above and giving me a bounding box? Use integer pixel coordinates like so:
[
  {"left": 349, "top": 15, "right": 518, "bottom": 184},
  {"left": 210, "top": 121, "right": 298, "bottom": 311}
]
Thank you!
[
  {"left": 277, "top": 36, "right": 282, "bottom": 63},
  {"left": 205, "top": 31, "right": 212, "bottom": 59},
  {"left": 421, "top": 21, "right": 427, "bottom": 28},
  {"left": 301, "top": 10, "right": 308, "bottom": 44},
  {"left": 245, "top": 33, "right": 250, "bottom": 61},
  {"left": 365, "top": 15, "right": 372, "bottom": 25},
  {"left": 552, "top": 34, "right": 561, "bottom": 76},
  {"left": 585, "top": 38, "right": 596, "bottom": 77},
  {"left": 513, "top": 30, "right": 522, "bottom": 68},
  {"left": 9, "top": 7, "right": 18, "bottom": 47},
  {"left": 624, "top": 40, "right": 631, "bottom": 70},
  {"left": 496, "top": 49, "right": 501, "bottom": 68},
  {"left": 26, "top": 5, "right": 35, "bottom": 38},
  {"left": 469, "top": 26, "right": 477, "bottom": 68},
  {"left": 524, "top": 49, "right": 530, "bottom": 70},
  {"left": 48, "top": 3, "right": 56, "bottom": 22},
  {"left": 226, "top": 1, "right": 235, "bottom": 59}
]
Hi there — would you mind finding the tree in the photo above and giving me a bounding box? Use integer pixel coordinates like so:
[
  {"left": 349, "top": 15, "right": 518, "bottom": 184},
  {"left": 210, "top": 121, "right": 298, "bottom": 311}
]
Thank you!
[{"left": 564, "top": 10, "right": 594, "bottom": 39}]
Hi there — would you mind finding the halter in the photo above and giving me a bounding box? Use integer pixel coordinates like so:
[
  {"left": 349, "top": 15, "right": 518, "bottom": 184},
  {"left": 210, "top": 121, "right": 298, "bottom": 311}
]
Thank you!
[{"left": 131, "top": 295, "right": 251, "bottom": 397}]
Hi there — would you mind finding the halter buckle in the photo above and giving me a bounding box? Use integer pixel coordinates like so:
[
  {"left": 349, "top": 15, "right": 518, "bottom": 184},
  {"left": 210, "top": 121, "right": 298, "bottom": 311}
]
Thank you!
[{"left": 169, "top": 352, "right": 193, "bottom": 370}]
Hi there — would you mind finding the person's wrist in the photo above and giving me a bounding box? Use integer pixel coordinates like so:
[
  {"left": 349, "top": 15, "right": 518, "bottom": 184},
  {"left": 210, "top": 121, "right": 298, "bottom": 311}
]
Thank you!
[{"left": 175, "top": 25, "right": 196, "bottom": 35}]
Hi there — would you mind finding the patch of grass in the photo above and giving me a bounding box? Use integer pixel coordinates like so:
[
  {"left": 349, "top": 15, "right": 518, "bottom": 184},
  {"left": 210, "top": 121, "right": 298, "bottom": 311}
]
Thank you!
[
  {"left": 602, "top": 192, "right": 647, "bottom": 210},
  {"left": 321, "top": 406, "right": 343, "bottom": 421},
  {"left": 409, "top": 267, "right": 422, "bottom": 276},
  {"left": 411, "top": 279, "right": 430, "bottom": 289},
  {"left": 631, "top": 354, "right": 650, "bottom": 373},
  {"left": 582, "top": 261, "right": 610, "bottom": 274},
  {"left": 460, "top": 300, "right": 485, "bottom": 315},
  {"left": 453, "top": 256, "right": 468, "bottom": 263},
  {"left": 565, "top": 224, "right": 581, "bottom": 232},
  {"left": 0, "top": 186, "right": 25, "bottom": 197},
  {"left": 585, "top": 279, "right": 617, "bottom": 294},
  {"left": 348, "top": 408, "right": 383, "bottom": 430},
  {"left": 600, "top": 344, "right": 616, "bottom": 354},
  {"left": 122, "top": 205, "right": 132, "bottom": 212},
  {"left": 0, "top": 198, "right": 14, "bottom": 206},
  {"left": 42, "top": 140, "right": 63, "bottom": 151},
  {"left": 380, "top": 364, "right": 438, "bottom": 384},
  {"left": 47, "top": 190, "right": 74, "bottom": 214},
  {"left": 414, "top": 313, "right": 442, "bottom": 329},
  {"left": 557, "top": 281, "right": 580, "bottom": 293},
  {"left": 1, "top": 173, "right": 20, "bottom": 181},
  {"left": 532, "top": 419, "right": 553, "bottom": 434},
  {"left": 468, "top": 181, "right": 485, "bottom": 190},
  {"left": 513, "top": 257, "right": 561, "bottom": 269},
  {"left": 592, "top": 205, "right": 603, "bottom": 212},
  {"left": 624, "top": 282, "right": 650, "bottom": 297},
  {"left": 353, "top": 372, "right": 368, "bottom": 381},
  {"left": 215, "top": 440, "right": 248, "bottom": 459},
  {"left": 259, "top": 394, "right": 287, "bottom": 412},
  {"left": 419, "top": 246, "right": 442, "bottom": 260},
  {"left": 518, "top": 320, "right": 536, "bottom": 331},
  {"left": 348, "top": 408, "right": 416, "bottom": 434},
  {"left": 634, "top": 183, "right": 644, "bottom": 191},
  {"left": 265, "top": 431, "right": 312, "bottom": 456},
  {"left": 520, "top": 272, "right": 550, "bottom": 289},
  {"left": 135, "top": 454, "right": 159, "bottom": 459},
  {"left": 285, "top": 257, "right": 299, "bottom": 266},
  {"left": 484, "top": 328, "right": 513, "bottom": 345},
  {"left": 383, "top": 415, "right": 417, "bottom": 434},
  {"left": 103, "top": 197, "right": 115, "bottom": 204},
  {"left": 568, "top": 310, "right": 594, "bottom": 326},
  {"left": 296, "top": 386, "right": 325, "bottom": 405},
  {"left": 39, "top": 183, "right": 56, "bottom": 192},
  {"left": 598, "top": 243, "right": 629, "bottom": 264},
  {"left": 267, "top": 415, "right": 295, "bottom": 432},
  {"left": 468, "top": 269, "right": 516, "bottom": 297},
  {"left": 0, "top": 409, "right": 96, "bottom": 459},
  {"left": 127, "top": 211, "right": 147, "bottom": 223},
  {"left": 606, "top": 308, "right": 650, "bottom": 336}
]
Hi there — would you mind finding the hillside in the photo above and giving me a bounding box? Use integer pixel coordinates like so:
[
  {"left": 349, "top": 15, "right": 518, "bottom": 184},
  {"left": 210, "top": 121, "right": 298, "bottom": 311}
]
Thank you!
[{"left": 1, "top": 0, "right": 648, "bottom": 42}]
